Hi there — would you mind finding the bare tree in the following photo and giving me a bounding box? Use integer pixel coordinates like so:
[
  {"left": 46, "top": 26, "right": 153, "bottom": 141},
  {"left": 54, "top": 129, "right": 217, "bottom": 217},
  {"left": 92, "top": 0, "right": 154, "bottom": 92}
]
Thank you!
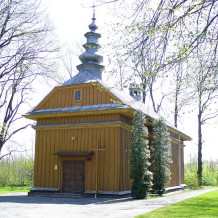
[
  {"left": 0, "top": 0, "right": 59, "bottom": 158},
  {"left": 166, "top": 62, "right": 193, "bottom": 127},
  {"left": 55, "top": 42, "right": 84, "bottom": 85}
]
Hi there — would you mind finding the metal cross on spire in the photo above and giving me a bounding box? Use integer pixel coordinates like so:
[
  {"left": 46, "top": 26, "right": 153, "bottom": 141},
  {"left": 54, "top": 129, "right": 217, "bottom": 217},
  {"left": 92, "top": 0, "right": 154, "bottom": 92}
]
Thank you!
[
  {"left": 89, "top": 2, "right": 97, "bottom": 32},
  {"left": 92, "top": 3, "right": 96, "bottom": 21}
]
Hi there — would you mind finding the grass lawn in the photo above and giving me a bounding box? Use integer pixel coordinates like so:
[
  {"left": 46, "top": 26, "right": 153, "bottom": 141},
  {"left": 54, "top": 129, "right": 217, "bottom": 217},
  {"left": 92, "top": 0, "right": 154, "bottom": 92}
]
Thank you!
[
  {"left": 136, "top": 189, "right": 218, "bottom": 218},
  {"left": 0, "top": 186, "right": 31, "bottom": 194}
]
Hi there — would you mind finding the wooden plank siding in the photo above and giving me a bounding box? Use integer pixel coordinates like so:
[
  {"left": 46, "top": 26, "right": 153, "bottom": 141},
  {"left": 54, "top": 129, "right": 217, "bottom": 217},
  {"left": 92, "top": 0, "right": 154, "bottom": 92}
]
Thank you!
[
  {"left": 119, "top": 128, "right": 131, "bottom": 191},
  {"left": 35, "top": 83, "right": 119, "bottom": 110},
  {"left": 167, "top": 143, "right": 179, "bottom": 187},
  {"left": 34, "top": 125, "right": 127, "bottom": 192},
  {"left": 34, "top": 119, "right": 184, "bottom": 191},
  {"left": 181, "top": 145, "right": 185, "bottom": 184},
  {"left": 37, "top": 114, "right": 123, "bottom": 125},
  {"left": 33, "top": 114, "right": 185, "bottom": 192}
]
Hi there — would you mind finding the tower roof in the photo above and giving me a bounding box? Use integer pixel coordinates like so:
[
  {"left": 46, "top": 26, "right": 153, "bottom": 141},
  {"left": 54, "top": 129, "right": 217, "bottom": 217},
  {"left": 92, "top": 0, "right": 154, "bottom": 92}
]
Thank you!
[
  {"left": 89, "top": 5, "right": 97, "bottom": 32},
  {"left": 63, "top": 7, "right": 104, "bottom": 86}
]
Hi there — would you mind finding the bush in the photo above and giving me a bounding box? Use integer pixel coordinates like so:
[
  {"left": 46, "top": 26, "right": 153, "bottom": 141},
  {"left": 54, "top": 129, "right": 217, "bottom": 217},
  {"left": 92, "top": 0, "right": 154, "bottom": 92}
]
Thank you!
[
  {"left": 151, "top": 117, "right": 172, "bottom": 196},
  {"left": 0, "top": 154, "right": 33, "bottom": 186},
  {"left": 185, "top": 158, "right": 218, "bottom": 189},
  {"left": 130, "top": 110, "right": 152, "bottom": 199},
  {"left": 202, "top": 160, "right": 218, "bottom": 186},
  {"left": 185, "top": 172, "right": 200, "bottom": 190}
]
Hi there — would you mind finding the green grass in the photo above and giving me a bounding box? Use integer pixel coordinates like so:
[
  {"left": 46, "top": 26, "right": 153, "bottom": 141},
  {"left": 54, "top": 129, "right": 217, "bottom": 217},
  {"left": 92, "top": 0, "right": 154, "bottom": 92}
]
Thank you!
[
  {"left": 0, "top": 186, "right": 31, "bottom": 194},
  {"left": 136, "top": 190, "right": 218, "bottom": 218}
]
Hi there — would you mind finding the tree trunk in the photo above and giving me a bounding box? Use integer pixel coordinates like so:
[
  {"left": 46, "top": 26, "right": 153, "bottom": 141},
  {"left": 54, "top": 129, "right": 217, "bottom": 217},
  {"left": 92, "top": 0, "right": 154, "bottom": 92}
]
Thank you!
[
  {"left": 142, "top": 83, "right": 146, "bottom": 104},
  {"left": 197, "top": 112, "right": 203, "bottom": 186},
  {"left": 0, "top": 128, "right": 5, "bottom": 155},
  {"left": 150, "top": 85, "right": 158, "bottom": 113},
  {"left": 174, "top": 94, "right": 178, "bottom": 128}
]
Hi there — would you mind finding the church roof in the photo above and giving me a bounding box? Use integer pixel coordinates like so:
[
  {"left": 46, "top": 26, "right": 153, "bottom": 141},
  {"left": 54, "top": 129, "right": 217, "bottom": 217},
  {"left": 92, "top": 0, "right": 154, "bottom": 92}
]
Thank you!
[
  {"left": 62, "top": 64, "right": 104, "bottom": 86},
  {"left": 28, "top": 103, "right": 128, "bottom": 116},
  {"left": 97, "top": 80, "right": 160, "bottom": 119},
  {"left": 26, "top": 80, "right": 191, "bottom": 141}
]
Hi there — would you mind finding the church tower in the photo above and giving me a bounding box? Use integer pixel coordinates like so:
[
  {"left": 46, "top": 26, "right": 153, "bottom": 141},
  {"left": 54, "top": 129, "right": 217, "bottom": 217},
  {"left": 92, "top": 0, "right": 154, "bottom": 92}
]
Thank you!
[{"left": 63, "top": 8, "right": 104, "bottom": 86}]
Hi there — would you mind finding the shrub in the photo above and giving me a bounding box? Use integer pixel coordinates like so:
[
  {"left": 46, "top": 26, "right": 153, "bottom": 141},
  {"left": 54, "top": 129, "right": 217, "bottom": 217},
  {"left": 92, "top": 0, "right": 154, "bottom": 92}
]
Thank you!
[
  {"left": 185, "top": 172, "right": 200, "bottom": 190},
  {"left": 185, "top": 158, "right": 218, "bottom": 189},
  {"left": 151, "top": 117, "right": 172, "bottom": 196},
  {"left": 130, "top": 110, "right": 152, "bottom": 199},
  {"left": 0, "top": 154, "right": 33, "bottom": 186}
]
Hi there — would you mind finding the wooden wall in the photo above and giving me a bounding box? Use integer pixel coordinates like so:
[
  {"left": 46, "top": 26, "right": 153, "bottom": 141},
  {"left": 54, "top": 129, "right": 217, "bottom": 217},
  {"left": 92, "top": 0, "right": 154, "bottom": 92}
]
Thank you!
[
  {"left": 34, "top": 116, "right": 185, "bottom": 192},
  {"left": 166, "top": 142, "right": 185, "bottom": 187},
  {"left": 34, "top": 125, "right": 129, "bottom": 192},
  {"left": 181, "top": 145, "right": 185, "bottom": 184},
  {"left": 167, "top": 143, "right": 179, "bottom": 187},
  {"left": 32, "top": 81, "right": 186, "bottom": 192},
  {"left": 36, "top": 83, "right": 118, "bottom": 110},
  {"left": 119, "top": 128, "right": 131, "bottom": 191},
  {"left": 37, "top": 114, "right": 122, "bottom": 125}
]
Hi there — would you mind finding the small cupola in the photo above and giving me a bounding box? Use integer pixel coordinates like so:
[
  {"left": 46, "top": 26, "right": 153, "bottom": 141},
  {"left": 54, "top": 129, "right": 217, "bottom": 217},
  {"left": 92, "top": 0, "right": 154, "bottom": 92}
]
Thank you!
[{"left": 129, "top": 83, "right": 142, "bottom": 101}]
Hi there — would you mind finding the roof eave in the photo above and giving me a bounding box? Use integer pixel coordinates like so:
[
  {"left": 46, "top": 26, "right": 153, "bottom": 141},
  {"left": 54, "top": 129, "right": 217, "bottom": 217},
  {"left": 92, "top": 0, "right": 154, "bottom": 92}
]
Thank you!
[{"left": 23, "top": 107, "right": 134, "bottom": 120}]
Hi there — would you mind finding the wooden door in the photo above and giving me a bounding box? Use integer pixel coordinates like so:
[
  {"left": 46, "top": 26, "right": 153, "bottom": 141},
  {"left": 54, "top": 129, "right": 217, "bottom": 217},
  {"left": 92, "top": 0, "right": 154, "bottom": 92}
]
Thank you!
[{"left": 62, "top": 160, "right": 85, "bottom": 193}]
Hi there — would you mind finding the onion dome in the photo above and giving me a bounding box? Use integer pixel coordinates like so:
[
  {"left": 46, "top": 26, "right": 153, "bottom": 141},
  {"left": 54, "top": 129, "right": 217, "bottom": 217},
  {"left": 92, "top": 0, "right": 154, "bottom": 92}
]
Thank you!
[{"left": 62, "top": 6, "right": 105, "bottom": 85}]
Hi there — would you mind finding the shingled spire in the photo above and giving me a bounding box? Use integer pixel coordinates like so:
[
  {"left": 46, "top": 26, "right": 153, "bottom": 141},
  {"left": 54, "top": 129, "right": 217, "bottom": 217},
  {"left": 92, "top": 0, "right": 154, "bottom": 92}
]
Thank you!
[
  {"left": 63, "top": 6, "right": 104, "bottom": 86},
  {"left": 78, "top": 6, "right": 104, "bottom": 67}
]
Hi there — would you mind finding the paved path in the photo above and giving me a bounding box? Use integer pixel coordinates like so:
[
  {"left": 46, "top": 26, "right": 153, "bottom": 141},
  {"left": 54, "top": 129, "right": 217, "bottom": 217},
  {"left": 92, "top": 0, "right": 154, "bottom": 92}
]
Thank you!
[{"left": 0, "top": 188, "right": 217, "bottom": 218}]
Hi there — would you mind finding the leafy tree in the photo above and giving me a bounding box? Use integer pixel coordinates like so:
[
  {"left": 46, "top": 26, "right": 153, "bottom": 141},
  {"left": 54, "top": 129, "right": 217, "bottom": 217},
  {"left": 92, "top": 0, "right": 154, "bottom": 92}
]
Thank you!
[
  {"left": 188, "top": 46, "right": 218, "bottom": 186},
  {"left": 0, "top": 0, "right": 59, "bottom": 159},
  {"left": 130, "top": 110, "right": 152, "bottom": 199},
  {"left": 151, "top": 117, "right": 172, "bottom": 196},
  {"left": 101, "top": 0, "right": 218, "bottom": 188},
  {"left": 103, "top": 0, "right": 217, "bottom": 122}
]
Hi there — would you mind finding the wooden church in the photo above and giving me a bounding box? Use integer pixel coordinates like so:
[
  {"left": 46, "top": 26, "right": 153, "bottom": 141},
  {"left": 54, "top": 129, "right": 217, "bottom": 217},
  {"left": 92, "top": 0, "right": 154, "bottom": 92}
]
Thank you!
[{"left": 24, "top": 12, "right": 191, "bottom": 196}]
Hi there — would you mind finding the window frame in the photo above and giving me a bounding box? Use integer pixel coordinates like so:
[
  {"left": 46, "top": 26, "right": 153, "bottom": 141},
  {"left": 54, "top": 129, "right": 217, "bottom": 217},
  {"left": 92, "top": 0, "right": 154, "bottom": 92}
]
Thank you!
[{"left": 74, "top": 89, "right": 82, "bottom": 101}]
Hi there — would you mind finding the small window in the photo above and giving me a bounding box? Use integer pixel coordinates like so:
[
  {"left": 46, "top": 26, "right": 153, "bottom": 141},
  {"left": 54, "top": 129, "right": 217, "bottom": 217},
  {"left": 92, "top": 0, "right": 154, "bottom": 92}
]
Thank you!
[{"left": 74, "top": 90, "right": 81, "bottom": 101}]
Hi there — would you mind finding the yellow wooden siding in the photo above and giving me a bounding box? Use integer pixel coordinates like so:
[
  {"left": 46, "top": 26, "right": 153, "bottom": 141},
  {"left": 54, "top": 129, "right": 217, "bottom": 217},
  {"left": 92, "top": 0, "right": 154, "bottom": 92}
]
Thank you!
[
  {"left": 120, "top": 128, "right": 131, "bottom": 191},
  {"left": 181, "top": 146, "right": 185, "bottom": 184},
  {"left": 32, "top": 101, "right": 185, "bottom": 192},
  {"left": 33, "top": 132, "right": 39, "bottom": 187},
  {"left": 33, "top": 124, "right": 184, "bottom": 191},
  {"left": 37, "top": 114, "right": 122, "bottom": 125},
  {"left": 167, "top": 143, "right": 179, "bottom": 187},
  {"left": 120, "top": 115, "right": 132, "bottom": 126},
  {"left": 36, "top": 84, "right": 119, "bottom": 110},
  {"left": 34, "top": 126, "right": 123, "bottom": 192}
]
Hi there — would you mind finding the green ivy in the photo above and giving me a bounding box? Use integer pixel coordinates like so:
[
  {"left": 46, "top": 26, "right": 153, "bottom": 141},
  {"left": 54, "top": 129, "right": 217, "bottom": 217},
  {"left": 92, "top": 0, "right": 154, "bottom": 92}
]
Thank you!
[
  {"left": 151, "top": 117, "right": 172, "bottom": 196},
  {"left": 130, "top": 110, "right": 152, "bottom": 199}
]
